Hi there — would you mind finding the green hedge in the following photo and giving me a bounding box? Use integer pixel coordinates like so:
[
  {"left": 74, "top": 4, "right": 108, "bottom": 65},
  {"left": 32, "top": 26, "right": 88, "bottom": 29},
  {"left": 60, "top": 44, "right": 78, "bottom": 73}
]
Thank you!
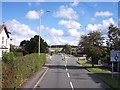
[
  {"left": 2, "top": 52, "right": 15, "bottom": 65},
  {"left": 2, "top": 53, "right": 46, "bottom": 88}
]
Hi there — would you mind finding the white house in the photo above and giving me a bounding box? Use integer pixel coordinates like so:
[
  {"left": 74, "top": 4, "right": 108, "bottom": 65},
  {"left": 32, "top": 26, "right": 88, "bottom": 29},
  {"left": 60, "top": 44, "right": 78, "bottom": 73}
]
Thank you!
[{"left": 0, "top": 24, "right": 10, "bottom": 60}]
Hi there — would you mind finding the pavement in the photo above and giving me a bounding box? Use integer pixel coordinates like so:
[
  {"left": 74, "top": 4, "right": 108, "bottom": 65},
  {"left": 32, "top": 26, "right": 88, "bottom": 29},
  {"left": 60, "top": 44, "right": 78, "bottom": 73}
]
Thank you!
[{"left": 19, "top": 54, "right": 112, "bottom": 89}]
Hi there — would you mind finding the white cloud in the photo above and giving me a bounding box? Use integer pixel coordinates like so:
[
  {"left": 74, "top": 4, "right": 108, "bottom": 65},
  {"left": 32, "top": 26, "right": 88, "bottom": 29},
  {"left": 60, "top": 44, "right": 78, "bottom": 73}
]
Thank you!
[
  {"left": 55, "top": 5, "right": 79, "bottom": 20},
  {"left": 26, "top": 10, "right": 45, "bottom": 20},
  {"left": 37, "top": 25, "right": 45, "bottom": 32},
  {"left": 58, "top": 20, "right": 81, "bottom": 29},
  {"left": 5, "top": 19, "right": 37, "bottom": 46},
  {"left": 86, "top": 18, "right": 115, "bottom": 33},
  {"left": 68, "top": 29, "right": 80, "bottom": 37},
  {"left": 46, "top": 27, "right": 64, "bottom": 36},
  {"left": 71, "top": 0, "right": 79, "bottom": 7},
  {"left": 95, "top": 11, "right": 113, "bottom": 17},
  {"left": 46, "top": 36, "right": 78, "bottom": 46},
  {"left": 26, "top": 10, "right": 39, "bottom": 20}
]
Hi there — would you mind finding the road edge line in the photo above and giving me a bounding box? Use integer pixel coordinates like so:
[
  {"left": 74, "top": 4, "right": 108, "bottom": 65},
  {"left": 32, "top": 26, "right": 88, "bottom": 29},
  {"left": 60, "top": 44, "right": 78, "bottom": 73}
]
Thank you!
[{"left": 33, "top": 68, "right": 49, "bottom": 88}]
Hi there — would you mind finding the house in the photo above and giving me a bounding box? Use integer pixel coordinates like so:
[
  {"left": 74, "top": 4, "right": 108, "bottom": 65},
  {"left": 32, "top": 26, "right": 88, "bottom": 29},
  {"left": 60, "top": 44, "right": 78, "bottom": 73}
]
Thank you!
[{"left": 0, "top": 24, "right": 10, "bottom": 60}]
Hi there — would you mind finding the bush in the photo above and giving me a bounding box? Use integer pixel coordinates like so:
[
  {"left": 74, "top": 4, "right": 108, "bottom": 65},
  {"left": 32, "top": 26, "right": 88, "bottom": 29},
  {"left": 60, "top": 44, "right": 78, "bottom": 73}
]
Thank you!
[
  {"left": 2, "top": 52, "right": 15, "bottom": 65},
  {"left": 13, "top": 52, "right": 23, "bottom": 57},
  {"left": 2, "top": 53, "right": 46, "bottom": 88}
]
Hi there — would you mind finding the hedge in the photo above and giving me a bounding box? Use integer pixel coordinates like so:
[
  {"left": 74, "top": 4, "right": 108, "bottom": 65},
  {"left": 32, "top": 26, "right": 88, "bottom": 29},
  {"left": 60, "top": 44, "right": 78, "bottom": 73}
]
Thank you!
[{"left": 2, "top": 53, "right": 46, "bottom": 88}]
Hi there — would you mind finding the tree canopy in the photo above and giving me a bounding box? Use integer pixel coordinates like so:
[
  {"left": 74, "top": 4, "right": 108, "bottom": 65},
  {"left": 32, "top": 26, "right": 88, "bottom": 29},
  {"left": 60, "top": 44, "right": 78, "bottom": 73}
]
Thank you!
[
  {"left": 62, "top": 44, "right": 72, "bottom": 54},
  {"left": 20, "top": 35, "right": 48, "bottom": 55},
  {"left": 107, "top": 24, "right": 120, "bottom": 50},
  {"left": 79, "top": 31, "right": 104, "bottom": 67}
]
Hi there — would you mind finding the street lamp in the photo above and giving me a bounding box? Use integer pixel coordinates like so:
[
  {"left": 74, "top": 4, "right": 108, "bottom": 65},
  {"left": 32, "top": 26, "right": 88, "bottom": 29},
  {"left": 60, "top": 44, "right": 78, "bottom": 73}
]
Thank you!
[{"left": 38, "top": 10, "right": 50, "bottom": 55}]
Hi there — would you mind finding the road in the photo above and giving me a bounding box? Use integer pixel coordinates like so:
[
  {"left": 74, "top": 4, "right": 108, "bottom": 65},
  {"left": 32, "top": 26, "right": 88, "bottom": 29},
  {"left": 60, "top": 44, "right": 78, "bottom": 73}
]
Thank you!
[{"left": 34, "top": 54, "right": 111, "bottom": 89}]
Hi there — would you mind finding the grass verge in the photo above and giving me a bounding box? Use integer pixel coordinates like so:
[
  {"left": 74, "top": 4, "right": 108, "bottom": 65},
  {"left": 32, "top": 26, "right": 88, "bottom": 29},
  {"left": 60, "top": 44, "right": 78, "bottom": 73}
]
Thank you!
[
  {"left": 77, "top": 60, "right": 91, "bottom": 66},
  {"left": 86, "top": 68, "right": 108, "bottom": 73},
  {"left": 98, "top": 74, "right": 120, "bottom": 90}
]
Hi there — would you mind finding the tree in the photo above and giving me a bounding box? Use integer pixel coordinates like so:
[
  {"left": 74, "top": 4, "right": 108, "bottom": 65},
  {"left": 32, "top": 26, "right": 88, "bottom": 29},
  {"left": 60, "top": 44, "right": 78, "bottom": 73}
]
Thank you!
[
  {"left": 107, "top": 24, "right": 120, "bottom": 50},
  {"left": 20, "top": 35, "right": 48, "bottom": 55},
  {"left": 62, "top": 44, "right": 72, "bottom": 54},
  {"left": 79, "top": 31, "right": 104, "bottom": 67}
]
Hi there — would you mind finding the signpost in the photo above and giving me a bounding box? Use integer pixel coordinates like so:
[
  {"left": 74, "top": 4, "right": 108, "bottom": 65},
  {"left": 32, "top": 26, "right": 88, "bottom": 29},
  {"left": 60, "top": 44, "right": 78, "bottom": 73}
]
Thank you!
[
  {"left": 110, "top": 50, "right": 120, "bottom": 78},
  {"left": 110, "top": 50, "right": 120, "bottom": 62}
]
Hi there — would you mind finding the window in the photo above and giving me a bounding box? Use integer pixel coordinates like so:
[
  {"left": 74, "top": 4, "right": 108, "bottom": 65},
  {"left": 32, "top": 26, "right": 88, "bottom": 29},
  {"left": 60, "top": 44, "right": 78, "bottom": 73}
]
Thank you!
[{"left": 2, "top": 37, "right": 4, "bottom": 45}]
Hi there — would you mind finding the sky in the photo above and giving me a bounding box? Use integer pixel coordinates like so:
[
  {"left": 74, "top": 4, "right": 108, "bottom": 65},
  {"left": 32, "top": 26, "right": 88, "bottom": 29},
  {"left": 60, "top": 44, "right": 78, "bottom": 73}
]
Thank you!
[{"left": 1, "top": 1, "right": 119, "bottom": 46}]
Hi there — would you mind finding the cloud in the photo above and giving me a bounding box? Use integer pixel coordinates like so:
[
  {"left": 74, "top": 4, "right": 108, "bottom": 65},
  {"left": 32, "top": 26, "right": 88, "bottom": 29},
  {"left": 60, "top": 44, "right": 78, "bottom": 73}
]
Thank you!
[
  {"left": 5, "top": 19, "right": 37, "bottom": 46},
  {"left": 46, "top": 27, "right": 64, "bottom": 36},
  {"left": 26, "top": 10, "right": 39, "bottom": 20},
  {"left": 26, "top": 10, "right": 45, "bottom": 20},
  {"left": 37, "top": 25, "right": 45, "bottom": 32},
  {"left": 86, "top": 18, "right": 115, "bottom": 33},
  {"left": 55, "top": 5, "right": 79, "bottom": 20},
  {"left": 95, "top": 11, "right": 113, "bottom": 17},
  {"left": 46, "top": 36, "right": 79, "bottom": 46},
  {"left": 58, "top": 20, "right": 81, "bottom": 29},
  {"left": 68, "top": 29, "right": 80, "bottom": 37},
  {"left": 71, "top": 0, "right": 79, "bottom": 7}
]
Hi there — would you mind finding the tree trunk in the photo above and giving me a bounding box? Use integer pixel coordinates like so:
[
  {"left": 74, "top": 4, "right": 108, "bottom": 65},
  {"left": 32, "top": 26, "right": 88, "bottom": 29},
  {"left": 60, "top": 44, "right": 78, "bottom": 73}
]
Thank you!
[{"left": 91, "top": 57, "right": 94, "bottom": 67}]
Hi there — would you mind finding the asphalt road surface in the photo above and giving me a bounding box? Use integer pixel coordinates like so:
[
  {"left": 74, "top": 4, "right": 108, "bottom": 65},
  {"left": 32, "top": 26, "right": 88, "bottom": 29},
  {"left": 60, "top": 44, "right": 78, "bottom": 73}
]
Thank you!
[{"left": 33, "top": 54, "right": 111, "bottom": 89}]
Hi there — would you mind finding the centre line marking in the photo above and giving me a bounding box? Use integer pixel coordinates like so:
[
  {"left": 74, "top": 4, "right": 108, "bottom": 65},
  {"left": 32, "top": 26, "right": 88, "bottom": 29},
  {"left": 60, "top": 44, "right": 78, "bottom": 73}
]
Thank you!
[
  {"left": 70, "top": 81, "right": 74, "bottom": 90},
  {"left": 67, "top": 72, "right": 70, "bottom": 78},
  {"left": 66, "top": 68, "right": 68, "bottom": 71},
  {"left": 65, "top": 64, "right": 66, "bottom": 67}
]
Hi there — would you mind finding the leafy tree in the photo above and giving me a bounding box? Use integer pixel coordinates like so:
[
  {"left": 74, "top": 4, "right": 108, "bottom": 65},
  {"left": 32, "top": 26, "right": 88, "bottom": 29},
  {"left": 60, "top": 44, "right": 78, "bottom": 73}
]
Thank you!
[
  {"left": 62, "top": 44, "right": 72, "bottom": 54},
  {"left": 107, "top": 24, "right": 120, "bottom": 50},
  {"left": 79, "top": 31, "right": 104, "bottom": 67},
  {"left": 20, "top": 35, "right": 48, "bottom": 55}
]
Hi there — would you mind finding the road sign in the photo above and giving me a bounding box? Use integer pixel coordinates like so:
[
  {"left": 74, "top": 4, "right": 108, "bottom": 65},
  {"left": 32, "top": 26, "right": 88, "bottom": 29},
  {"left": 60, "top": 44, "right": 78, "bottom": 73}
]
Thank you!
[{"left": 110, "top": 50, "right": 120, "bottom": 62}]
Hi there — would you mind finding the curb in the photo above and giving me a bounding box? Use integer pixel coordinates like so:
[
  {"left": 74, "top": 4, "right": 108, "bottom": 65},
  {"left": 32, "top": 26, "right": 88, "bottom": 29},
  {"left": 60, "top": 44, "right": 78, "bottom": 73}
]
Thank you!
[{"left": 19, "top": 67, "right": 48, "bottom": 88}]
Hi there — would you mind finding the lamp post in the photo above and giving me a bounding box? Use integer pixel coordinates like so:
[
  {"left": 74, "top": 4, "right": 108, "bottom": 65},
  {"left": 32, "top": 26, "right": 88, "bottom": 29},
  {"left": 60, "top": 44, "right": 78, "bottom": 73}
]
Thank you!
[{"left": 38, "top": 10, "right": 50, "bottom": 55}]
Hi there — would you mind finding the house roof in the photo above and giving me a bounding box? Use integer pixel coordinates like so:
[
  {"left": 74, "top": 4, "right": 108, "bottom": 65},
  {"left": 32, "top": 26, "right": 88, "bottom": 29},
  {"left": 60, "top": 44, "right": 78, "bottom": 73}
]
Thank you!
[{"left": 0, "top": 24, "right": 10, "bottom": 38}]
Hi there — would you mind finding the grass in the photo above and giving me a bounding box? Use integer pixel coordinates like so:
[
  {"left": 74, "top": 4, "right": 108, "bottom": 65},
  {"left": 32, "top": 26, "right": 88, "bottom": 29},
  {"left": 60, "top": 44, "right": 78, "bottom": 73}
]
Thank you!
[
  {"left": 77, "top": 60, "right": 91, "bottom": 66},
  {"left": 86, "top": 68, "right": 108, "bottom": 73},
  {"left": 67, "top": 54, "right": 73, "bottom": 57},
  {"left": 98, "top": 75, "right": 120, "bottom": 90}
]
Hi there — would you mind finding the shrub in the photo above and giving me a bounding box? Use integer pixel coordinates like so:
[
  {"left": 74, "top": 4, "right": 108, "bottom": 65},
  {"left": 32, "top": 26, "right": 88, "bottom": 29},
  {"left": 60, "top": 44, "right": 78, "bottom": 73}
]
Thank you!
[
  {"left": 2, "top": 52, "right": 15, "bottom": 65},
  {"left": 2, "top": 53, "right": 46, "bottom": 88},
  {"left": 13, "top": 52, "right": 23, "bottom": 57}
]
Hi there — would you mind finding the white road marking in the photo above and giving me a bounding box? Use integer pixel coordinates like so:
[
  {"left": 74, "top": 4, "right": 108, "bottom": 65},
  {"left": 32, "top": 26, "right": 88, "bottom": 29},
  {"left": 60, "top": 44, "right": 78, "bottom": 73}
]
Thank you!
[
  {"left": 33, "top": 68, "right": 49, "bottom": 88},
  {"left": 67, "top": 72, "right": 70, "bottom": 78},
  {"left": 65, "top": 64, "right": 66, "bottom": 67},
  {"left": 66, "top": 68, "right": 68, "bottom": 71},
  {"left": 70, "top": 81, "right": 74, "bottom": 90}
]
